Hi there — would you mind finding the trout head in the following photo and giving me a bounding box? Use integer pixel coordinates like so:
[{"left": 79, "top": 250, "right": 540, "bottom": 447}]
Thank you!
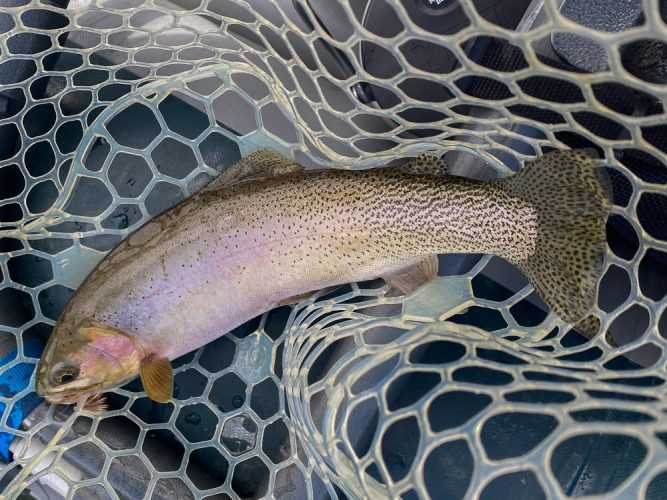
[{"left": 35, "top": 320, "right": 142, "bottom": 405}]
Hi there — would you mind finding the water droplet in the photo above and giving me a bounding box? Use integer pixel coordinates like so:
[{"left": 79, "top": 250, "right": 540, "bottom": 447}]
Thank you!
[
  {"left": 185, "top": 412, "right": 201, "bottom": 425},
  {"left": 232, "top": 395, "right": 244, "bottom": 408},
  {"left": 247, "top": 346, "right": 264, "bottom": 366}
]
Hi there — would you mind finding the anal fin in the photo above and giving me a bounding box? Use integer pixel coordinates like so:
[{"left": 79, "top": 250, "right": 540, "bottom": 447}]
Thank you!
[
  {"left": 278, "top": 291, "right": 317, "bottom": 307},
  {"left": 203, "top": 149, "right": 303, "bottom": 192},
  {"left": 277, "top": 286, "right": 341, "bottom": 307},
  {"left": 383, "top": 255, "right": 439, "bottom": 294}
]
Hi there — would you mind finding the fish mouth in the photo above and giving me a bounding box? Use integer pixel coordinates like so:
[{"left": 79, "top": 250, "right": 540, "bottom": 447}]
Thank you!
[
  {"left": 38, "top": 380, "right": 102, "bottom": 405},
  {"left": 44, "top": 393, "right": 90, "bottom": 405}
]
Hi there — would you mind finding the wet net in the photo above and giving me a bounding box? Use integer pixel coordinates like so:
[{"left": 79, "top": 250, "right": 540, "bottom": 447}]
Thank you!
[{"left": 0, "top": 0, "right": 666, "bottom": 498}]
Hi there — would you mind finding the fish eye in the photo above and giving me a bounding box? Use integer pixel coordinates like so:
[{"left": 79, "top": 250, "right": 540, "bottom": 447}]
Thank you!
[{"left": 50, "top": 363, "right": 80, "bottom": 386}]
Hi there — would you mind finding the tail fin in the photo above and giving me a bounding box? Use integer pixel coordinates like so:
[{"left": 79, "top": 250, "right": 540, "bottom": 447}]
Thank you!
[{"left": 497, "top": 150, "right": 612, "bottom": 326}]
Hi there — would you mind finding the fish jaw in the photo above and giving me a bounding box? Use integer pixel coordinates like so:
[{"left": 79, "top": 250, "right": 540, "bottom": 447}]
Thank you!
[{"left": 44, "top": 392, "right": 90, "bottom": 405}]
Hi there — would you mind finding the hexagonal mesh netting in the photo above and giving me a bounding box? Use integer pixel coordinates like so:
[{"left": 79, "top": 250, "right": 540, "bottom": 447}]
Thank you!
[{"left": 0, "top": 0, "right": 666, "bottom": 498}]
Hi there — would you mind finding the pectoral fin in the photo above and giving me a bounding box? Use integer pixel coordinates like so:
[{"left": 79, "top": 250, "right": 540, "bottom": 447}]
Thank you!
[
  {"left": 140, "top": 354, "right": 173, "bottom": 403},
  {"left": 203, "top": 149, "right": 303, "bottom": 191},
  {"left": 384, "top": 255, "right": 439, "bottom": 294}
]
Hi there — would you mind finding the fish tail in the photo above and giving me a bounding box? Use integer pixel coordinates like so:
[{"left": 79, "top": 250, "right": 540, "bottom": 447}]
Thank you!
[{"left": 496, "top": 150, "right": 612, "bottom": 327}]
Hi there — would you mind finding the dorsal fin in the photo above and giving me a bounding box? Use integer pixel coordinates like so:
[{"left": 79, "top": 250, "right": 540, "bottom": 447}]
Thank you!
[
  {"left": 202, "top": 149, "right": 303, "bottom": 192},
  {"left": 397, "top": 154, "right": 449, "bottom": 176}
]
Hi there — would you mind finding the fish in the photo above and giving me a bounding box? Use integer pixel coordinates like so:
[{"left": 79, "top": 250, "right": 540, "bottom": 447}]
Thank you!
[{"left": 35, "top": 149, "right": 611, "bottom": 404}]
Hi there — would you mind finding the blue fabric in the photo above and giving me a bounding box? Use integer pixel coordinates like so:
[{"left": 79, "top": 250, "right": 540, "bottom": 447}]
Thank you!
[{"left": 0, "top": 341, "right": 44, "bottom": 461}]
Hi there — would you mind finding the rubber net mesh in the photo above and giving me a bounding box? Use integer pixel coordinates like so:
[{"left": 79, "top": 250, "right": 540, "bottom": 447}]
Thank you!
[{"left": 0, "top": 0, "right": 666, "bottom": 498}]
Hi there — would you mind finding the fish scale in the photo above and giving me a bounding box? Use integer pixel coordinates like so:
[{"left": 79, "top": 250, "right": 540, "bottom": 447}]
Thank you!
[
  {"left": 70, "top": 169, "right": 532, "bottom": 358},
  {"left": 36, "top": 148, "right": 610, "bottom": 404}
]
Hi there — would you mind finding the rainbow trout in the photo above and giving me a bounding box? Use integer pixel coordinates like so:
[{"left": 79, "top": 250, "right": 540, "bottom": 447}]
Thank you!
[{"left": 35, "top": 149, "right": 610, "bottom": 403}]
